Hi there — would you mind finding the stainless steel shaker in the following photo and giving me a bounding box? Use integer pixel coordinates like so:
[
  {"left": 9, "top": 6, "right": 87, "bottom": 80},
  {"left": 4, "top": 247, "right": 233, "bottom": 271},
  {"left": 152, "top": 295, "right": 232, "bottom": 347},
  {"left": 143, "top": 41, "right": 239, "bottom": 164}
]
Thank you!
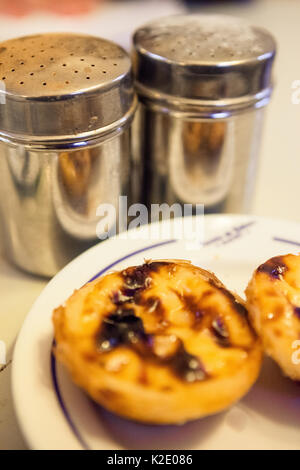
[
  {"left": 0, "top": 33, "right": 136, "bottom": 277},
  {"left": 132, "top": 14, "right": 276, "bottom": 213}
]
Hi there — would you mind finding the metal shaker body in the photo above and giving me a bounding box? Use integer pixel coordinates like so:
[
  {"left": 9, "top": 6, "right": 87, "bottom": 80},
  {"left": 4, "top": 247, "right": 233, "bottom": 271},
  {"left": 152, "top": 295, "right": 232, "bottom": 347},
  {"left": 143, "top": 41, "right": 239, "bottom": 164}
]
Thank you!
[
  {"left": 132, "top": 14, "right": 276, "bottom": 213},
  {"left": 0, "top": 131, "right": 132, "bottom": 277},
  {"left": 133, "top": 102, "right": 265, "bottom": 213},
  {"left": 0, "top": 33, "right": 136, "bottom": 277}
]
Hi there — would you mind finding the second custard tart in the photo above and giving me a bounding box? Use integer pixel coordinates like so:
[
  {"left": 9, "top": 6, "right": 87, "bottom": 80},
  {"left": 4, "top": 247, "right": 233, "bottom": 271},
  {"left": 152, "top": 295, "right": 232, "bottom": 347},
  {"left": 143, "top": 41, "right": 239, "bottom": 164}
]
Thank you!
[
  {"left": 53, "top": 260, "right": 262, "bottom": 424},
  {"left": 246, "top": 253, "right": 300, "bottom": 381}
]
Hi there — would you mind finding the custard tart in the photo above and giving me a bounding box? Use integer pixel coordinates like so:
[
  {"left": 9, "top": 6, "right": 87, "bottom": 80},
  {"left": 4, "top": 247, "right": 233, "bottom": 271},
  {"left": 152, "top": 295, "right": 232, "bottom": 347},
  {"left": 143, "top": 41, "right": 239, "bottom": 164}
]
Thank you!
[
  {"left": 246, "top": 253, "right": 300, "bottom": 381},
  {"left": 53, "top": 260, "right": 262, "bottom": 424}
]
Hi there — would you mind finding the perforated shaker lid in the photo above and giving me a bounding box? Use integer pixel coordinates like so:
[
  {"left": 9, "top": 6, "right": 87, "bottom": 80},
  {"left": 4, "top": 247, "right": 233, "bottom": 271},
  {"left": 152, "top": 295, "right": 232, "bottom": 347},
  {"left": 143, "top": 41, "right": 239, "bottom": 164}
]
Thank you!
[
  {"left": 133, "top": 14, "right": 276, "bottom": 109},
  {"left": 0, "top": 33, "right": 136, "bottom": 147}
]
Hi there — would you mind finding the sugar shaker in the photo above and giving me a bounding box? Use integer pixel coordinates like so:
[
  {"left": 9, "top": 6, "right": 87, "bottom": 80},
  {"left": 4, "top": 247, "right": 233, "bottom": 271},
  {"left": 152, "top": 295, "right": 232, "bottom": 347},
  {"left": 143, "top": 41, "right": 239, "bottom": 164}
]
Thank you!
[
  {"left": 132, "top": 14, "right": 276, "bottom": 213},
  {"left": 0, "top": 33, "right": 137, "bottom": 277}
]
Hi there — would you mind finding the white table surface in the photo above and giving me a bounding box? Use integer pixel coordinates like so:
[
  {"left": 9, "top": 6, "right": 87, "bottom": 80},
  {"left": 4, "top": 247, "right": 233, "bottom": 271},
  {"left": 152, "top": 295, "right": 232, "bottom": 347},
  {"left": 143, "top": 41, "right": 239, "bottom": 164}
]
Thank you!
[{"left": 0, "top": 0, "right": 299, "bottom": 450}]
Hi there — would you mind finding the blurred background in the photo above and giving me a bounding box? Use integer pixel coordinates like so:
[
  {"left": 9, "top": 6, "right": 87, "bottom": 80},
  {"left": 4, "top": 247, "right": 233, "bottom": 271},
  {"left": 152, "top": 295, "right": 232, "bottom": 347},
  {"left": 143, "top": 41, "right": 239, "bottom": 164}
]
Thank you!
[{"left": 0, "top": 0, "right": 184, "bottom": 49}]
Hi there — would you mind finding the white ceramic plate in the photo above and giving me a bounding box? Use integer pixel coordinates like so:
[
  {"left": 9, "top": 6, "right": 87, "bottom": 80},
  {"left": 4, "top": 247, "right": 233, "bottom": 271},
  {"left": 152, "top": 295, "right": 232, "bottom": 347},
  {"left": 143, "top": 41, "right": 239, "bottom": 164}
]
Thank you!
[{"left": 12, "top": 215, "right": 300, "bottom": 450}]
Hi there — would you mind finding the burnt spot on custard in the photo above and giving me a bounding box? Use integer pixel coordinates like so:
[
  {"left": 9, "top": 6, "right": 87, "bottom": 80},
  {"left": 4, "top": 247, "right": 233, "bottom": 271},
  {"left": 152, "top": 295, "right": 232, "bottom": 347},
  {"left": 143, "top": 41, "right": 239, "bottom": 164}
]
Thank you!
[
  {"left": 201, "top": 290, "right": 213, "bottom": 300},
  {"left": 123, "top": 265, "right": 151, "bottom": 291},
  {"left": 143, "top": 296, "right": 166, "bottom": 324},
  {"left": 122, "top": 262, "right": 169, "bottom": 290},
  {"left": 208, "top": 279, "right": 248, "bottom": 319},
  {"left": 257, "top": 256, "right": 287, "bottom": 280},
  {"left": 114, "top": 262, "right": 170, "bottom": 304},
  {"left": 110, "top": 264, "right": 157, "bottom": 306},
  {"left": 295, "top": 307, "right": 300, "bottom": 320},
  {"left": 144, "top": 296, "right": 161, "bottom": 313},
  {"left": 168, "top": 342, "right": 207, "bottom": 382},
  {"left": 176, "top": 292, "right": 232, "bottom": 347},
  {"left": 181, "top": 294, "right": 205, "bottom": 321},
  {"left": 177, "top": 291, "right": 220, "bottom": 328},
  {"left": 111, "top": 290, "right": 135, "bottom": 305},
  {"left": 96, "top": 305, "right": 208, "bottom": 383},
  {"left": 180, "top": 296, "right": 232, "bottom": 347},
  {"left": 211, "top": 317, "right": 230, "bottom": 347},
  {"left": 112, "top": 263, "right": 169, "bottom": 325},
  {"left": 97, "top": 308, "right": 146, "bottom": 352},
  {"left": 207, "top": 278, "right": 257, "bottom": 339}
]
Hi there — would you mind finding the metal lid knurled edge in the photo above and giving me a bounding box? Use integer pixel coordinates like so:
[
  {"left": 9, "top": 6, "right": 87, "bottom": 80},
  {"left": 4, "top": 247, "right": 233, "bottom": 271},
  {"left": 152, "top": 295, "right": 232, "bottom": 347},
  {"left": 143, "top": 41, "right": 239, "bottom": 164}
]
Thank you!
[
  {"left": 0, "top": 33, "right": 136, "bottom": 146},
  {"left": 133, "top": 14, "right": 276, "bottom": 111}
]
